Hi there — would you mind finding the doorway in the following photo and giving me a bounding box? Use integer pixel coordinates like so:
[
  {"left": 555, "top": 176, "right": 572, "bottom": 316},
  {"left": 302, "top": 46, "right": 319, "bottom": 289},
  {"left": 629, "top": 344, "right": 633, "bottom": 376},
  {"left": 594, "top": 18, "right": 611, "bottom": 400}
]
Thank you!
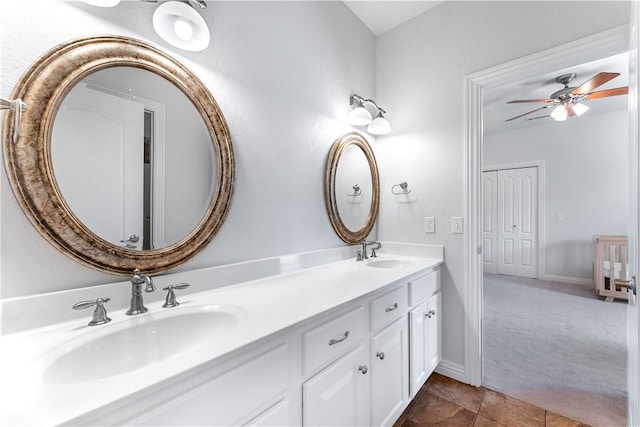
[{"left": 463, "top": 24, "right": 637, "bottom": 424}]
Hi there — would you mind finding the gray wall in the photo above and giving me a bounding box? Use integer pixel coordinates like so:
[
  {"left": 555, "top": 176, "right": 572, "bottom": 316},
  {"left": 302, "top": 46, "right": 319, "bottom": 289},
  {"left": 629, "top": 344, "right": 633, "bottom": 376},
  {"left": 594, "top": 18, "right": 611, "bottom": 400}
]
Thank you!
[
  {"left": 375, "top": 1, "right": 630, "bottom": 371},
  {"left": 0, "top": 0, "right": 376, "bottom": 298},
  {"left": 484, "top": 111, "right": 629, "bottom": 282}
]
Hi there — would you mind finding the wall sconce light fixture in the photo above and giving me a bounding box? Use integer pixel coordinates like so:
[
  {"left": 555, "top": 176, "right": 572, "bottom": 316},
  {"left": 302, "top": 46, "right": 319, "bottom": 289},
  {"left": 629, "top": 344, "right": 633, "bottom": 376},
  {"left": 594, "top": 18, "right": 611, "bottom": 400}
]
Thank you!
[
  {"left": 153, "top": 1, "right": 210, "bottom": 52},
  {"left": 347, "top": 94, "right": 391, "bottom": 135},
  {"left": 81, "top": 0, "right": 211, "bottom": 52}
]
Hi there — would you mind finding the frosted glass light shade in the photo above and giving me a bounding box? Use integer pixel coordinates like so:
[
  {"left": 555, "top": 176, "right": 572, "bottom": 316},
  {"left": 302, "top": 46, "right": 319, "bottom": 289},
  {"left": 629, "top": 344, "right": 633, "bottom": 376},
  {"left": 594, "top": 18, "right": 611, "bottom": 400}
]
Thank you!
[
  {"left": 550, "top": 105, "right": 567, "bottom": 121},
  {"left": 572, "top": 102, "right": 589, "bottom": 116},
  {"left": 346, "top": 106, "right": 372, "bottom": 126},
  {"left": 80, "top": 0, "right": 120, "bottom": 6},
  {"left": 367, "top": 114, "right": 391, "bottom": 135},
  {"left": 153, "top": 1, "right": 210, "bottom": 52}
]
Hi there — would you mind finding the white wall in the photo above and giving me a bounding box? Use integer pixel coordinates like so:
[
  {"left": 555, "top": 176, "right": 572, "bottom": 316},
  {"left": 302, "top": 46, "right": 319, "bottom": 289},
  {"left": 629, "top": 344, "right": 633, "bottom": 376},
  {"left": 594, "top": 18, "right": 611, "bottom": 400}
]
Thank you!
[
  {"left": 484, "top": 111, "right": 629, "bottom": 282},
  {"left": 0, "top": 1, "right": 376, "bottom": 298},
  {"left": 375, "top": 1, "right": 630, "bottom": 373}
]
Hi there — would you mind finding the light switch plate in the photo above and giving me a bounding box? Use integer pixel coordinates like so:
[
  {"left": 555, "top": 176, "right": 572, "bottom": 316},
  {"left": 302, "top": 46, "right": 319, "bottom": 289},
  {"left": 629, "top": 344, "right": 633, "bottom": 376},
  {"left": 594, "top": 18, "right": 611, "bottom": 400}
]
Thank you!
[
  {"left": 452, "top": 217, "right": 463, "bottom": 234},
  {"left": 425, "top": 217, "right": 435, "bottom": 233}
]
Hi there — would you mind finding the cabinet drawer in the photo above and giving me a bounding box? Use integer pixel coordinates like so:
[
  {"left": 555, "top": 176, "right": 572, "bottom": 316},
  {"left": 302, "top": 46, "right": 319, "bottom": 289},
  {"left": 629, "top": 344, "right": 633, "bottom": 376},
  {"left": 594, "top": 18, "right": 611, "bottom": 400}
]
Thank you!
[
  {"left": 409, "top": 269, "right": 440, "bottom": 306},
  {"left": 370, "top": 286, "right": 407, "bottom": 332},
  {"left": 130, "top": 344, "right": 289, "bottom": 426},
  {"left": 302, "top": 306, "right": 366, "bottom": 375}
]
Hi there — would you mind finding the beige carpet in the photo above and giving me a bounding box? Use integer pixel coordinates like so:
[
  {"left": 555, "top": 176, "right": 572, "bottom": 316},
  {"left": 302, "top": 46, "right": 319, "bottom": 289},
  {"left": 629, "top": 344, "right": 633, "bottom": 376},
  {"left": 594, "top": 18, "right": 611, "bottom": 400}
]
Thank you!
[{"left": 482, "top": 273, "right": 628, "bottom": 427}]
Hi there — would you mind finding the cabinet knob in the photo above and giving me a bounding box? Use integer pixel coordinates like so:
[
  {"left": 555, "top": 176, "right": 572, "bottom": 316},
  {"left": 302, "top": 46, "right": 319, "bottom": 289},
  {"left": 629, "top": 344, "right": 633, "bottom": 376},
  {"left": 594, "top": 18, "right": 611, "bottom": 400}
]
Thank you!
[
  {"left": 376, "top": 352, "right": 385, "bottom": 360},
  {"left": 358, "top": 365, "right": 368, "bottom": 375}
]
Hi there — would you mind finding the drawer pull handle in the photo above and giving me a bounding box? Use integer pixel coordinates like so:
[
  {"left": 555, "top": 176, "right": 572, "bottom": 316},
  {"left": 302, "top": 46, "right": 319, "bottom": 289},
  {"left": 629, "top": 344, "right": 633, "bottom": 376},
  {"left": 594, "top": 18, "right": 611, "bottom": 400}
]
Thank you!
[
  {"left": 359, "top": 365, "right": 368, "bottom": 375},
  {"left": 385, "top": 303, "right": 399, "bottom": 313},
  {"left": 425, "top": 309, "right": 437, "bottom": 318},
  {"left": 328, "top": 330, "right": 350, "bottom": 346},
  {"left": 376, "top": 352, "right": 385, "bottom": 360}
]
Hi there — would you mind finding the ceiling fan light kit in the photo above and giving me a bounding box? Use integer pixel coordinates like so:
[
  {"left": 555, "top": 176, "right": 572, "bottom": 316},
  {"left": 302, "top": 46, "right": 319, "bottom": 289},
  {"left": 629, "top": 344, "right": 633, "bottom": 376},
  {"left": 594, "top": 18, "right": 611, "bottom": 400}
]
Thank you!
[{"left": 506, "top": 71, "right": 628, "bottom": 123}]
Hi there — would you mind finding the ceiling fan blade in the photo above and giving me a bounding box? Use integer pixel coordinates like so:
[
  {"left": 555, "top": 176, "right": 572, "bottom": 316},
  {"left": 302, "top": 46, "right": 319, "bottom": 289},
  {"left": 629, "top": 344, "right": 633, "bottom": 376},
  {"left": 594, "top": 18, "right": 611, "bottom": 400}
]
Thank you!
[
  {"left": 507, "top": 99, "right": 554, "bottom": 104},
  {"left": 572, "top": 72, "right": 620, "bottom": 95},
  {"left": 505, "top": 105, "right": 552, "bottom": 122},
  {"left": 583, "top": 86, "right": 628, "bottom": 100}
]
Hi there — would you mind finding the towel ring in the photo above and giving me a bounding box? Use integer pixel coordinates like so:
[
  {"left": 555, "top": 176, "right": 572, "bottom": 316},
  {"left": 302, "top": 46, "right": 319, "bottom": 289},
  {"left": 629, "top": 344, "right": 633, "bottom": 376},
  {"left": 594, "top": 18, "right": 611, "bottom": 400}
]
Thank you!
[
  {"left": 347, "top": 184, "right": 362, "bottom": 197},
  {"left": 391, "top": 181, "right": 411, "bottom": 195}
]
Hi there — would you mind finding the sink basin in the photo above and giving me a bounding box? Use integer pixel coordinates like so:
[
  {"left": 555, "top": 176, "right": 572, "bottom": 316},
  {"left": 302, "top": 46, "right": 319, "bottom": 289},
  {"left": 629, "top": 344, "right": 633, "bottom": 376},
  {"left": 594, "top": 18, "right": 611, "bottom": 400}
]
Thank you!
[
  {"left": 366, "top": 259, "right": 414, "bottom": 269},
  {"left": 42, "top": 304, "right": 245, "bottom": 384}
]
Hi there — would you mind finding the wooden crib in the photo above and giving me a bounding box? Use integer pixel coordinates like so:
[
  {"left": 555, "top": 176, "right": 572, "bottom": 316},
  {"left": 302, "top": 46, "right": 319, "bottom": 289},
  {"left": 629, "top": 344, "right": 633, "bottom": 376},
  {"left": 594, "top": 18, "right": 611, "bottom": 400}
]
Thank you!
[{"left": 593, "top": 235, "right": 630, "bottom": 302}]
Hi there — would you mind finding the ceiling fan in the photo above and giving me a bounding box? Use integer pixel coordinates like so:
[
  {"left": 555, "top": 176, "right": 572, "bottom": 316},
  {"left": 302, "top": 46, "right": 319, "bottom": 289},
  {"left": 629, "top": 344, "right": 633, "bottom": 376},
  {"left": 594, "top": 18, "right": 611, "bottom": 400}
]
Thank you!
[{"left": 505, "top": 72, "right": 628, "bottom": 122}]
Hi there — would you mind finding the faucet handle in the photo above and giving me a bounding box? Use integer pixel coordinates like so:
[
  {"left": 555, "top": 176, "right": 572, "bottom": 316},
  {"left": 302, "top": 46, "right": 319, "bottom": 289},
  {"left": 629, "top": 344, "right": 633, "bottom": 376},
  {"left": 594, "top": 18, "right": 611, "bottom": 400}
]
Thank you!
[
  {"left": 162, "top": 283, "right": 190, "bottom": 308},
  {"left": 73, "top": 297, "right": 112, "bottom": 326},
  {"left": 144, "top": 276, "right": 156, "bottom": 293}
]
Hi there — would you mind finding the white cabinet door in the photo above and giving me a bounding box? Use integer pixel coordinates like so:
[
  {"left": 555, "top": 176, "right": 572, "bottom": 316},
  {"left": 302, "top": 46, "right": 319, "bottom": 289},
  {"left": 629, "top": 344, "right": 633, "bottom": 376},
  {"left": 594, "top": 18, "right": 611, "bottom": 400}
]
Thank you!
[
  {"left": 409, "top": 291, "right": 441, "bottom": 398},
  {"left": 425, "top": 292, "right": 441, "bottom": 375},
  {"left": 370, "top": 317, "right": 408, "bottom": 427},
  {"left": 303, "top": 345, "right": 370, "bottom": 427}
]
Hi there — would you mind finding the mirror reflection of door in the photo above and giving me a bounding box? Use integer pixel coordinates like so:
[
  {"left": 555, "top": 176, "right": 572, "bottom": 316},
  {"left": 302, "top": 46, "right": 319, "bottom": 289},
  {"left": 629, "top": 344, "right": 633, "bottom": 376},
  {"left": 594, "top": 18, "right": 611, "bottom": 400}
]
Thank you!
[{"left": 52, "top": 84, "right": 145, "bottom": 249}]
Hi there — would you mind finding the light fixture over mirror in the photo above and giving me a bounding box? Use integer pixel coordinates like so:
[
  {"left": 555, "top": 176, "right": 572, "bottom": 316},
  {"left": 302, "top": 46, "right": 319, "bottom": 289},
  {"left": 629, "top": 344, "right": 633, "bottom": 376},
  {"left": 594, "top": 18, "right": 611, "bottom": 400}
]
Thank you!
[
  {"left": 153, "top": 1, "right": 210, "bottom": 52},
  {"left": 346, "top": 94, "right": 391, "bottom": 135}
]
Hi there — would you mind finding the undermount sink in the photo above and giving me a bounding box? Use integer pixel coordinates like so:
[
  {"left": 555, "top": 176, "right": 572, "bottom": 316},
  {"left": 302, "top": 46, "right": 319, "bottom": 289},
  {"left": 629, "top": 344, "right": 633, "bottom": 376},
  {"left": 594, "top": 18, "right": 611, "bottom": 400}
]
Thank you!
[
  {"left": 42, "top": 304, "right": 245, "bottom": 384},
  {"left": 366, "top": 259, "right": 414, "bottom": 269}
]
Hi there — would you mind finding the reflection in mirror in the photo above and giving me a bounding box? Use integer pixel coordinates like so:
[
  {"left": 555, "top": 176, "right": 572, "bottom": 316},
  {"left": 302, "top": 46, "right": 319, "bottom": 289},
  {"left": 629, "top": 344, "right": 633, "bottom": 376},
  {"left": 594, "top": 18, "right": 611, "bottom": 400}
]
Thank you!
[
  {"left": 2, "top": 35, "right": 234, "bottom": 275},
  {"left": 51, "top": 67, "right": 216, "bottom": 250},
  {"left": 334, "top": 145, "right": 373, "bottom": 231},
  {"left": 324, "top": 132, "right": 379, "bottom": 244}
]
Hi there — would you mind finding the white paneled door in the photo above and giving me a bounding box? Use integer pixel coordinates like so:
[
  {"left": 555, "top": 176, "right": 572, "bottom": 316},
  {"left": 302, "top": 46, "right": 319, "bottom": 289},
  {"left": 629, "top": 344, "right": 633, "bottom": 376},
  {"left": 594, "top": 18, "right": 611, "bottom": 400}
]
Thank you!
[
  {"left": 482, "top": 171, "right": 499, "bottom": 274},
  {"left": 52, "top": 84, "right": 145, "bottom": 249},
  {"left": 484, "top": 167, "right": 538, "bottom": 278},
  {"left": 497, "top": 167, "right": 538, "bottom": 278}
]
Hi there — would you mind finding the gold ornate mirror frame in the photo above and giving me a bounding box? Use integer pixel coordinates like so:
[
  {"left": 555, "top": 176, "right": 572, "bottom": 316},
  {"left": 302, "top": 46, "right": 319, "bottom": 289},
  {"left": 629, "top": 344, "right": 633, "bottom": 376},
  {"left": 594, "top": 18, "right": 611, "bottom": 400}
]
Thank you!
[
  {"left": 2, "top": 35, "right": 235, "bottom": 275},
  {"left": 324, "top": 132, "right": 379, "bottom": 244}
]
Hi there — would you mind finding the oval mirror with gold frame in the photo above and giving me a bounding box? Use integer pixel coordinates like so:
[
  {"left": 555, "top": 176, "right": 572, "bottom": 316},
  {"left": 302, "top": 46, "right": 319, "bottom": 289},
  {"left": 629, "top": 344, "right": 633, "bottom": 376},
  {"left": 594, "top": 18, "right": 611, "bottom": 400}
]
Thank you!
[
  {"left": 324, "top": 132, "right": 379, "bottom": 244},
  {"left": 2, "top": 35, "right": 234, "bottom": 275}
]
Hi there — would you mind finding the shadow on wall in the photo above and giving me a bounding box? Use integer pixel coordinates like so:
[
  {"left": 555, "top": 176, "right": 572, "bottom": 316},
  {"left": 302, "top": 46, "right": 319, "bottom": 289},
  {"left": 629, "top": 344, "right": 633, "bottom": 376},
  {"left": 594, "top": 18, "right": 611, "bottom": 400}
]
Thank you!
[{"left": 545, "top": 239, "right": 596, "bottom": 280}]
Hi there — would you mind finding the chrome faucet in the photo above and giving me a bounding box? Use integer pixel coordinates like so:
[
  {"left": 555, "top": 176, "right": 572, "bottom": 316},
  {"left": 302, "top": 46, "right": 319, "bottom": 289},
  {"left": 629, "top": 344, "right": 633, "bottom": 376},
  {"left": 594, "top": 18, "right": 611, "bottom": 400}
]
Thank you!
[
  {"left": 358, "top": 241, "right": 382, "bottom": 261},
  {"left": 126, "top": 269, "right": 156, "bottom": 315}
]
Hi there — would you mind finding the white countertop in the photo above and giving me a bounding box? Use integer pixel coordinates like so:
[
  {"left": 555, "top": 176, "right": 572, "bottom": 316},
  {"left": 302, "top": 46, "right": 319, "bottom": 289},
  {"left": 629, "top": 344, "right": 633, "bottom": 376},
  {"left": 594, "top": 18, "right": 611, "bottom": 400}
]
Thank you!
[{"left": 0, "top": 252, "right": 442, "bottom": 425}]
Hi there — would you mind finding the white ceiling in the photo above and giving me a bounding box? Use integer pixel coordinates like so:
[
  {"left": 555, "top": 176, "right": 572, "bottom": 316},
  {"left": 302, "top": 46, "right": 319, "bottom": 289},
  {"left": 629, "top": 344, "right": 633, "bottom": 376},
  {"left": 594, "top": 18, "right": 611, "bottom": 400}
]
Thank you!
[
  {"left": 344, "top": 1, "right": 629, "bottom": 135},
  {"left": 343, "top": 1, "right": 444, "bottom": 36}
]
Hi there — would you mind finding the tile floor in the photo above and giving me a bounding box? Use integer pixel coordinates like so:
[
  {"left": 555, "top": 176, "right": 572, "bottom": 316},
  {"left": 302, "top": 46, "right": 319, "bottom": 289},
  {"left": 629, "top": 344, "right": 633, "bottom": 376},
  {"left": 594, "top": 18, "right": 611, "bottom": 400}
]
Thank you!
[{"left": 393, "top": 373, "right": 591, "bottom": 427}]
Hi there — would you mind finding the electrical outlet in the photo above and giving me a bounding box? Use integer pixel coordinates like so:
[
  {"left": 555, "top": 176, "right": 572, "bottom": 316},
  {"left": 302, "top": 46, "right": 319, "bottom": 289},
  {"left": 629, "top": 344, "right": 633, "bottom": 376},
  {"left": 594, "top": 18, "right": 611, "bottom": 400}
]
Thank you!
[
  {"left": 425, "top": 217, "right": 435, "bottom": 233},
  {"left": 451, "top": 217, "right": 463, "bottom": 234}
]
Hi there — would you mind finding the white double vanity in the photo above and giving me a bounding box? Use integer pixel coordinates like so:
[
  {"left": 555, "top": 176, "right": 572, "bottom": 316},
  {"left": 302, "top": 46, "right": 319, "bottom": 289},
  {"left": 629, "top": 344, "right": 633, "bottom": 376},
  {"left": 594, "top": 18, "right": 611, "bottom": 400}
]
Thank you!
[
  {"left": 1, "top": 35, "right": 444, "bottom": 427},
  {"left": 0, "top": 244, "right": 442, "bottom": 426}
]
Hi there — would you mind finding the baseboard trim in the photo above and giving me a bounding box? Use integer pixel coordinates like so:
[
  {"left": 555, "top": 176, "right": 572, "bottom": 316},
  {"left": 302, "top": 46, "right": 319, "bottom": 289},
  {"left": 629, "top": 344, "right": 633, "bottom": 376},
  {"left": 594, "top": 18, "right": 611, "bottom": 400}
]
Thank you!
[
  {"left": 435, "top": 359, "right": 467, "bottom": 383},
  {"left": 541, "top": 274, "right": 593, "bottom": 286}
]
